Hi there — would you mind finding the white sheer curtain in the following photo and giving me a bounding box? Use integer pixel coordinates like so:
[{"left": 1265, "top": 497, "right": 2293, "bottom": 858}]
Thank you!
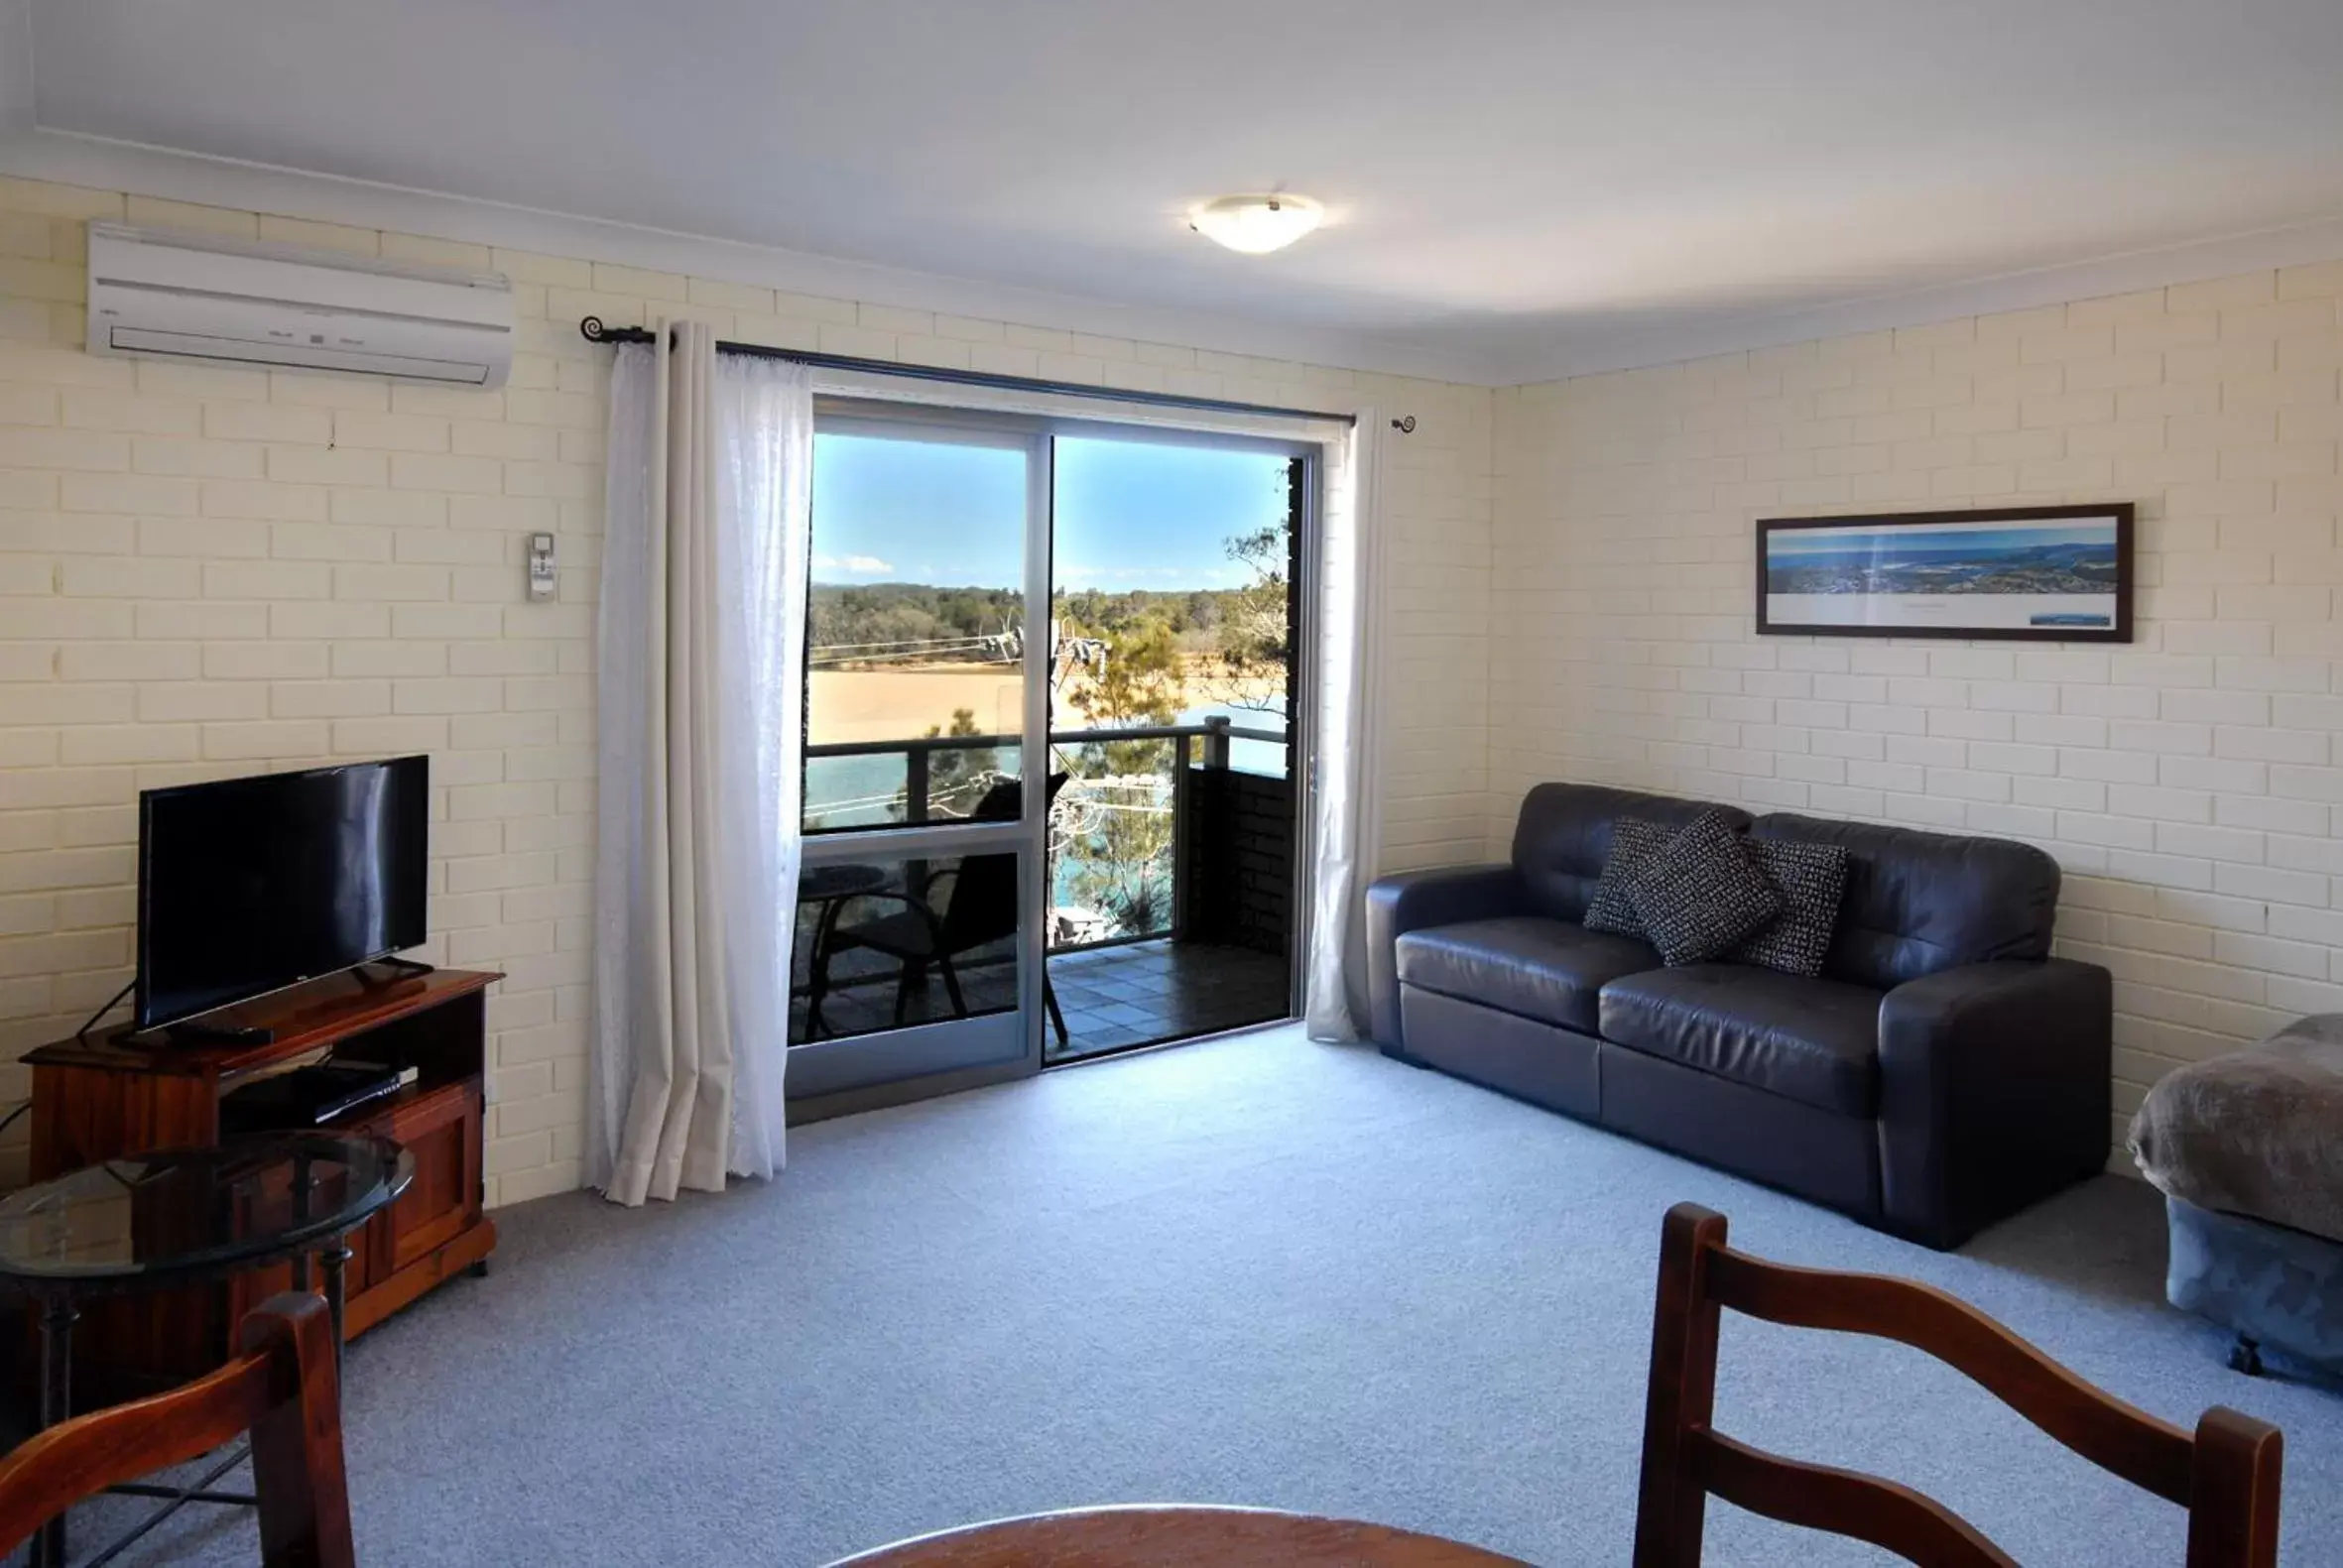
[
  {"left": 588, "top": 320, "right": 810, "bottom": 1205},
  {"left": 1304, "top": 410, "right": 1386, "bottom": 1040}
]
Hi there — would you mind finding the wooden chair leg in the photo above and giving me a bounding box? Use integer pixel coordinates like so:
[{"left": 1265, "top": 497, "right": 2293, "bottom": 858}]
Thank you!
[
  {"left": 2187, "top": 1407, "right": 2284, "bottom": 1568},
  {"left": 240, "top": 1296, "right": 356, "bottom": 1568},
  {"left": 1635, "top": 1203, "right": 1729, "bottom": 1568},
  {"left": 892, "top": 963, "right": 915, "bottom": 1026}
]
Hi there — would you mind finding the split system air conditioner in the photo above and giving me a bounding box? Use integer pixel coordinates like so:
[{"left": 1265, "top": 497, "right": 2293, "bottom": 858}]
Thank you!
[{"left": 87, "top": 222, "right": 515, "bottom": 388}]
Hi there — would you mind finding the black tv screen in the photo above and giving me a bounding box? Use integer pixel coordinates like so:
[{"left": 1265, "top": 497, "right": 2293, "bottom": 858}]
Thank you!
[{"left": 137, "top": 757, "right": 430, "bottom": 1029}]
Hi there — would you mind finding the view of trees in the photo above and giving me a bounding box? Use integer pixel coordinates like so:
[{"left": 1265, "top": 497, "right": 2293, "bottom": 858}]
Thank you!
[
  {"left": 806, "top": 584, "right": 1023, "bottom": 665},
  {"left": 807, "top": 575, "right": 1288, "bottom": 692},
  {"left": 1050, "top": 616, "right": 1182, "bottom": 937}
]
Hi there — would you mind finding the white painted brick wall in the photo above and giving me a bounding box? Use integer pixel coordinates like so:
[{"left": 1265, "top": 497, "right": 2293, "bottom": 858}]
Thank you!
[
  {"left": 0, "top": 176, "right": 1493, "bottom": 1205},
  {"left": 1492, "top": 264, "right": 2343, "bottom": 1166}
]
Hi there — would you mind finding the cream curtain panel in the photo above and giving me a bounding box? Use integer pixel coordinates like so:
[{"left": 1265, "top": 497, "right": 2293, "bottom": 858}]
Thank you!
[
  {"left": 1304, "top": 410, "right": 1387, "bottom": 1041},
  {"left": 588, "top": 321, "right": 810, "bottom": 1205}
]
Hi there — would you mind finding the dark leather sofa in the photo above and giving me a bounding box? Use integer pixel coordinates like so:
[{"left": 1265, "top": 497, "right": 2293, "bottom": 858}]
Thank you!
[{"left": 1365, "top": 783, "right": 2112, "bottom": 1249}]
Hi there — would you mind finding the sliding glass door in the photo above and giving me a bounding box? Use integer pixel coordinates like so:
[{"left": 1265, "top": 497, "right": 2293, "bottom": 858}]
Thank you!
[
  {"left": 1043, "top": 436, "right": 1308, "bottom": 1061},
  {"left": 786, "top": 404, "right": 1315, "bottom": 1116},
  {"left": 785, "top": 412, "right": 1051, "bottom": 1108}
]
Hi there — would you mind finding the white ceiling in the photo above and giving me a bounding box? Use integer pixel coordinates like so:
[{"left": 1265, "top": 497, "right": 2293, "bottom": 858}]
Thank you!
[{"left": 16, "top": 0, "right": 2343, "bottom": 383}]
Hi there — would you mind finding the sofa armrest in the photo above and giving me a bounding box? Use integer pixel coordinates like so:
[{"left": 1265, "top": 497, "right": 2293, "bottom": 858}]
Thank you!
[
  {"left": 1363, "top": 863, "right": 1527, "bottom": 1052},
  {"left": 1877, "top": 958, "right": 2112, "bottom": 1249}
]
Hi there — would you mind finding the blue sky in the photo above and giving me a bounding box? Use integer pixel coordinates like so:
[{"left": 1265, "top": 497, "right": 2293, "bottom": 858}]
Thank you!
[{"left": 809, "top": 432, "right": 1291, "bottom": 590}]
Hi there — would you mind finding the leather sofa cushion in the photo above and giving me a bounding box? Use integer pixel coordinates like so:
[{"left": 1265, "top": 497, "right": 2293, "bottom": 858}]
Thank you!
[
  {"left": 1750, "top": 813, "right": 2058, "bottom": 991},
  {"left": 1512, "top": 784, "right": 1750, "bottom": 924},
  {"left": 1396, "top": 916, "right": 1661, "bottom": 1034},
  {"left": 1598, "top": 964, "right": 1883, "bottom": 1117}
]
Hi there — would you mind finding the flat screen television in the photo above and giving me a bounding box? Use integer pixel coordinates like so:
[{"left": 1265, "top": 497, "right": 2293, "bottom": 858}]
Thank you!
[{"left": 136, "top": 756, "right": 430, "bottom": 1030}]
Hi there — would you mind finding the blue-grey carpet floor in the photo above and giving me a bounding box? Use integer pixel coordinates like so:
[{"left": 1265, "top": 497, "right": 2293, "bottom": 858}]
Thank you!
[{"left": 53, "top": 1027, "right": 2343, "bottom": 1566}]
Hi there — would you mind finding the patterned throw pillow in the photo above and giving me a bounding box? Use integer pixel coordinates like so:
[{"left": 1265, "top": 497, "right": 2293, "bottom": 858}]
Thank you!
[
  {"left": 1582, "top": 817, "right": 1671, "bottom": 938},
  {"left": 1729, "top": 838, "right": 1851, "bottom": 978},
  {"left": 1623, "top": 809, "right": 1786, "bottom": 967}
]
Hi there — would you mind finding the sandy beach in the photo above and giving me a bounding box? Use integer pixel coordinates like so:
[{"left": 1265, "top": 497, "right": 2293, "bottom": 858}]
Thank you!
[{"left": 808, "top": 661, "right": 1282, "bottom": 745}]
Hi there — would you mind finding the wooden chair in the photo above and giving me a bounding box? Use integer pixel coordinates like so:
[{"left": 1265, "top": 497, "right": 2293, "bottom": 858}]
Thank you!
[
  {"left": 0, "top": 1292, "right": 355, "bottom": 1568},
  {"left": 1636, "top": 1203, "right": 2283, "bottom": 1568}
]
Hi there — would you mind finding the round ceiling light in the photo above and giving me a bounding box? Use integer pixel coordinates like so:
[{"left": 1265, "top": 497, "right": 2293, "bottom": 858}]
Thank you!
[{"left": 1188, "top": 193, "right": 1324, "bottom": 255}]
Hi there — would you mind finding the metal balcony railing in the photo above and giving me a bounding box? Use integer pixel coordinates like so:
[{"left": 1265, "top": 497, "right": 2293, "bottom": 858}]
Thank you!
[{"left": 803, "top": 716, "right": 1289, "bottom": 951}]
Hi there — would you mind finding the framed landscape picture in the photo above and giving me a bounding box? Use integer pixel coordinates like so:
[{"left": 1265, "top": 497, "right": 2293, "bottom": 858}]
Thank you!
[{"left": 1756, "top": 504, "right": 2134, "bottom": 643}]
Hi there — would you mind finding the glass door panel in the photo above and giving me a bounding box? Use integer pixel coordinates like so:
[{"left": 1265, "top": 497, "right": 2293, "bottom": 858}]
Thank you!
[
  {"left": 785, "top": 843, "right": 1040, "bottom": 1099},
  {"left": 1043, "top": 435, "right": 1306, "bottom": 1061},
  {"left": 804, "top": 427, "right": 1031, "bottom": 832},
  {"left": 791, "top": 414, "right": 1049, "bottom": 1109}
]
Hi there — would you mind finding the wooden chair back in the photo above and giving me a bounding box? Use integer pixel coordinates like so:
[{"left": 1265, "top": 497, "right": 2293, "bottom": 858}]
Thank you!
[
  {"left": 1635, "top": 1203, "right": 2282, "bottom": 1568},
  {"left": 0, "top": 1291, "right": 355, "bottom": 1567}
]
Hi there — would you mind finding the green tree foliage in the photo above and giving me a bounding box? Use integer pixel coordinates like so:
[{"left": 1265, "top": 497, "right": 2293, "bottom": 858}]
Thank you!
[
  {"left": 807, "top": 584, "right": 1022, "bottom": 664},
  {"left": 923, "top": 706, "right": 990, "bottom": 819},
  {"left": 1051, "top": 615, "right": 1183, "bottom": 939},
  {"left": 1204, "top": 524, "right": 1290, "bottom": 712}
]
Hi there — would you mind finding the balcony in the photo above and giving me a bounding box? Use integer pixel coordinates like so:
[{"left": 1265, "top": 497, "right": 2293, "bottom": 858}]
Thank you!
[{"left": 791, "top": 717, "right": 1295, "bottom": 1060}]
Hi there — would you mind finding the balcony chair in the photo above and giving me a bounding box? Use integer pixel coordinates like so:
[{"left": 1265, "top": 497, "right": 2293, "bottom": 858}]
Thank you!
[
  {"left": 0, "top": 1292, "right": 354, "bottom": 1568},
  {"left": 813, "top": 774, "right": 1071, "bottom": 1044},
  {"left": 1635, "top": 1202, "right": 2283, "bottom": 1568}
]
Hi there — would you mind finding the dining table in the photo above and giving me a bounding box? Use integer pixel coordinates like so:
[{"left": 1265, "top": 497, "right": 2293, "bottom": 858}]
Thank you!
[{"left": 826, "top": 1504, "right": 1531, "bottom": 1566}]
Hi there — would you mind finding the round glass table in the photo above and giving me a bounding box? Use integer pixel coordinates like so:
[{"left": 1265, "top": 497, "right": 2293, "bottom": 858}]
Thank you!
[{"left": 0, "top": 1132, "right": 412, "bottom": 1568}]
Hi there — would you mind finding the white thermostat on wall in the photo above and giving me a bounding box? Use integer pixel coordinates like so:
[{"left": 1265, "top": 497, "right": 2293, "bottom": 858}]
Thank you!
[{"left": 528, "top": 533, "right": 556, "bottom": 601}]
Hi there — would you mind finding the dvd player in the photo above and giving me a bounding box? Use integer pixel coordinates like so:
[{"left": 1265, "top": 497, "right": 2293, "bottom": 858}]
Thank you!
[{"left": 219, "top": 1060, "right": 417, "bottom": 1136}]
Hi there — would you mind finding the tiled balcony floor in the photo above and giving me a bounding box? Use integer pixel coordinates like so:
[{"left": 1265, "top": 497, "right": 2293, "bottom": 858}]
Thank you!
[
  {"left": 1047, "top": 939, "right": 1291, "bottom": 1060},
  {"left": 790, "top": 937, "right": 1290, "bottom": 1058}
]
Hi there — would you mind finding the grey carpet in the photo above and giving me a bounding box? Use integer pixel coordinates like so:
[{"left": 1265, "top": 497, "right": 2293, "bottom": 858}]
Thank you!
[{"left": 51, "top": 1027, "right": 2343, "bottom": 1566}]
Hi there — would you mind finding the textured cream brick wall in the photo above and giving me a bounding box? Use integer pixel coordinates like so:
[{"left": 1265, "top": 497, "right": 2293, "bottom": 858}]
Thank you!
[
  {"left": 1491, "top": 262, "right": 2343, "bottom": 1163},
  {"left": 0, "top": 176, "right": 1492, "bottom": 1204}
]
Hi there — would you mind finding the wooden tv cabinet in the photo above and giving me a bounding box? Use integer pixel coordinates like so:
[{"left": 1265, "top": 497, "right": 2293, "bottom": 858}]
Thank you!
[{"left": 23, "top": 966, "right": 500, "bottom": 1393}]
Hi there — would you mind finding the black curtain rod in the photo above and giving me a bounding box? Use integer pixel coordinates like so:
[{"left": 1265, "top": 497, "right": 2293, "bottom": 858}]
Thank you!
[{"left": 578, "top": 315, "right": 1360, "bottom": 427}]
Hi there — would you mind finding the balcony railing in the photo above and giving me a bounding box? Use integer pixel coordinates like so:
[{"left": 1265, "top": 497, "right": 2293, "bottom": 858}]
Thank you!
[{"left": 803, "top": 717, "right": 1290, "bottom": 953}]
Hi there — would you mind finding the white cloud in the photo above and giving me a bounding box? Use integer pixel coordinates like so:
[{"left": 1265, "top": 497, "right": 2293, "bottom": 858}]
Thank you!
[{"left": 812, "top": 553, "right": 893, "bottom": 574}]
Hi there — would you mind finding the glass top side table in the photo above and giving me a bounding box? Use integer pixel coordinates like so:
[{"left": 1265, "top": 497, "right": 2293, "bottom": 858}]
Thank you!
[{"left": 0, "top": 1132, "right": 412, "bottom": 1568}]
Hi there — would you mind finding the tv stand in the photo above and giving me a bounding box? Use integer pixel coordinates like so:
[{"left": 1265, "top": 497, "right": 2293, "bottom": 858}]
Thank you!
[{"left": 24, "top": 967, "right": 500, "bottom": 1398}]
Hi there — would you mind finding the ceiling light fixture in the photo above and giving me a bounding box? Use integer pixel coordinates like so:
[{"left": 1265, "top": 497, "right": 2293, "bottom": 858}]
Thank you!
[{"left": 1188, "top": 193, "right": 1324, "bottom": 255}]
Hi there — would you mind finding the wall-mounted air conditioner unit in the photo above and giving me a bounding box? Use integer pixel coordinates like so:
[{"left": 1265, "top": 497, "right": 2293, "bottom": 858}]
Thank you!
[{"left": 86, "top": 222, "right": 514, "bottom": 389}]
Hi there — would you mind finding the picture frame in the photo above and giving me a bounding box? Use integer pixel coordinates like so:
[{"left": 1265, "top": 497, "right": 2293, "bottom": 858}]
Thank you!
[{"left": 1755, "top": 503, "right": 2134, "bottom": 643}]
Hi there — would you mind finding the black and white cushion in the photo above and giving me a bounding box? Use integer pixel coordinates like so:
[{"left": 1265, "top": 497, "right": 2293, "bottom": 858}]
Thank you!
[
  {"left": 1582, "top": 817, "right": 1670, "bottom": 939},
  {"left": 1623, "top": 809, "right": 1785, "bottom": 967},
  {"left": 1730, "top": 837, "right": 1850, "bottom": 978}
]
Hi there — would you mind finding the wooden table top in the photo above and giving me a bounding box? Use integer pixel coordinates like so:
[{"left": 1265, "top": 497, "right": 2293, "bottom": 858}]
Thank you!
[{"left": 827, "top": 1505, "right": 1531, "bottom": 1567}]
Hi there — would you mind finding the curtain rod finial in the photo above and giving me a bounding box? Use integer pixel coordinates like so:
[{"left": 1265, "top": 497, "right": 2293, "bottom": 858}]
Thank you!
[{"left": 581, "top": 315, "right": 659, "bottom": 345}]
